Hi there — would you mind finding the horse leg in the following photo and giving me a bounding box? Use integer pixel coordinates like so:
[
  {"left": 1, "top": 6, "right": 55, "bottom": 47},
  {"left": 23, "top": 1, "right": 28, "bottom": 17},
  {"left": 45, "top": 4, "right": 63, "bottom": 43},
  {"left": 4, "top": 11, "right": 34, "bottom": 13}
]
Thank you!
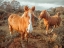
[
  {"left": 20, "top": 32, "right": 27, "bottom": 48},
  {"left": 51, "top": 25, "right": 56, "bottom": 32},
  {"left": 24, "top": 32, "right": 29, "bottom": 48},
  {"left": 9, "top": 25, "right": 13, "bottom": 36},
  {"left": 57, "top": 22, "right": 60, "bottom": 27},
  {"left": 51, "top": 28, "right": 54, "bottom": 32},
  {"left": 24, "top": 32, "right": 28, "bottom": 43},
  {"left": 20, "top": 32, "right": 25, "bottom": 41},
  {"left": 46, "top": 25, "right": 49, "bottom": 34}
]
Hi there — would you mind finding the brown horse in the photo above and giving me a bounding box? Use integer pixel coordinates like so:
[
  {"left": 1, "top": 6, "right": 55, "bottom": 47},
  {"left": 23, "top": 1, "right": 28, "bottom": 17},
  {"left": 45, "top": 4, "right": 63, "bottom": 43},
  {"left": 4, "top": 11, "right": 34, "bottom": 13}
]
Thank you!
[
  {"left": 8, "top": 6, "right": 35, "bottom": 41},
  {"left": 39, "top": 10, "right": 61, "bottom": 34}
]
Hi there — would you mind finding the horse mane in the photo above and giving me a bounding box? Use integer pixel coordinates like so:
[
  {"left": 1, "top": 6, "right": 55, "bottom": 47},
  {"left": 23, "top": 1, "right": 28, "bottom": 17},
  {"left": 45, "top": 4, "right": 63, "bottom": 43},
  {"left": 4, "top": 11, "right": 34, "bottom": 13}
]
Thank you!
[
  {"left": 56, "top": 12, "right": 60, "bottom": 16},
  {"left": 44, "top": 10, "right": 50, "bottom": 19}
]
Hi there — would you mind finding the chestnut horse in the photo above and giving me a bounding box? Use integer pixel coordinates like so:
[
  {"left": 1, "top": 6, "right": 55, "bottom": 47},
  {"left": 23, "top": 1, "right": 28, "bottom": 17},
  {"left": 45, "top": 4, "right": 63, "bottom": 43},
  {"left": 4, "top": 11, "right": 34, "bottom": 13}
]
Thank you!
[
  {"left": 8, "top": 6, "right": 35, "bottom": 41},
  {"left": 39, "top": 10, "right": 61, "bottom": 34}
]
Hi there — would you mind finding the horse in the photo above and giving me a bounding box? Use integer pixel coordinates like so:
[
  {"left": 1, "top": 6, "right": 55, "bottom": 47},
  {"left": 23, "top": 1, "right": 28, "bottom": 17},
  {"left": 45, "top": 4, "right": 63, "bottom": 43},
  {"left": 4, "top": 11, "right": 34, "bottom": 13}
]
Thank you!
[
  {"left": 39, "top": 10, "right": 61, "bottom": 34},
  {"left": 8, "top": 6, "right": 35, "bottom": 42}
]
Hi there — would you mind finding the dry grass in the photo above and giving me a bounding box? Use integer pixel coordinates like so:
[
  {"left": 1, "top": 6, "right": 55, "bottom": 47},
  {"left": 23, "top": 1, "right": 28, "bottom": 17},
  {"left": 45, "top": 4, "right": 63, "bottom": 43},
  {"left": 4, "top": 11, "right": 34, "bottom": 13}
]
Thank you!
[{"left": 0, "top": 14, "right": 64, "bottom": 48}]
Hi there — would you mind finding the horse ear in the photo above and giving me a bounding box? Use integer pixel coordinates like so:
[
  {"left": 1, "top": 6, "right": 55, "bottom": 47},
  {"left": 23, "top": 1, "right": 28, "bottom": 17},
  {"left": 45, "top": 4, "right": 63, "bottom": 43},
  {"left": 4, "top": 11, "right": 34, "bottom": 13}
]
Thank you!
[
  {"left": 44, "top": 10, "right": 46, "bottom": 12},
  {"left": 31, "top": 6, "right": 35, "bottom": 11},
  {"left": 24, "top": 6, "right": 29, "bottom": 11},
  {"left": 43, "top": 10, "right": 46, "bottom": 15},
  {"left": 57, "top": 12, "right": 60, "bottom": 16}
]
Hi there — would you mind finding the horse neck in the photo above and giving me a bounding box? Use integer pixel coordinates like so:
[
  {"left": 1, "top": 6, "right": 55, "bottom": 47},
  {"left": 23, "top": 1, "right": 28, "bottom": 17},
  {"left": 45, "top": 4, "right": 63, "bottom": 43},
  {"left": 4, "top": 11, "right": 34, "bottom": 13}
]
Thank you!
[
  {"left": 28, "top": 11, "right": 32, "bottom": 24},
  {"left": 43, "top": 11, "right": 50, "bottom": 20},
  {"left": 21, "top": 12, "right": 26, "bottom": 18},
  {"left": 43, "top": 15, "right": 48, "bottom": 20}
]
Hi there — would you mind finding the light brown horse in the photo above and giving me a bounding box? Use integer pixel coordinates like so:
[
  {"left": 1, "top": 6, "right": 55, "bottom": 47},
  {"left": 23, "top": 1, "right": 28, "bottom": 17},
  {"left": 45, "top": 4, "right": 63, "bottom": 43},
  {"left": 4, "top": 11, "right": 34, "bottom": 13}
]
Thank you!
[
  {"left": 39, "top": 10, "right": 61, "bottom": 34},
  {"left": 8, "top": 6, "right": 35, "bottom": 41}
]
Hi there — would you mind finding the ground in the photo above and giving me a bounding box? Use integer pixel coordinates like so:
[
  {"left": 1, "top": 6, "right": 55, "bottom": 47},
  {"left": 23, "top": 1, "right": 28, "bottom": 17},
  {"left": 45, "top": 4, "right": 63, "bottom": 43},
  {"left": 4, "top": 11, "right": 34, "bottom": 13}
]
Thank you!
[{"left": 0, "top": 14, "right": 64, "bottom": 48}]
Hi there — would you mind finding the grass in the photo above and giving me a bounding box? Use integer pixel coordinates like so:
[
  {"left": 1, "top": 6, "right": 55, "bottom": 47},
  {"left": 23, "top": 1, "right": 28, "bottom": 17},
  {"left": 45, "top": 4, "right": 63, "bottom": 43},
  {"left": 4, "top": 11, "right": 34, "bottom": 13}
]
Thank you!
[{"left": 0, "top": 14, "right": 64, "bottom": 48}]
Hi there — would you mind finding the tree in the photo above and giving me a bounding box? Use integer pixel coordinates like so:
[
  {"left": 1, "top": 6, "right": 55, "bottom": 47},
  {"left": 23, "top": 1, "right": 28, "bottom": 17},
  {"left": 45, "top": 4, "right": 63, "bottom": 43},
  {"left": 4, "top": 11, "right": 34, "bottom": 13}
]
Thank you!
[
  {"left": 11, "top": 0, "right": 20, "bottom": 10},
  {"left": 6, "top": 2, "right": 13, "bottom": 12},
  {"left": 0, "top": 0, "right": 4, "bottom": 6}
]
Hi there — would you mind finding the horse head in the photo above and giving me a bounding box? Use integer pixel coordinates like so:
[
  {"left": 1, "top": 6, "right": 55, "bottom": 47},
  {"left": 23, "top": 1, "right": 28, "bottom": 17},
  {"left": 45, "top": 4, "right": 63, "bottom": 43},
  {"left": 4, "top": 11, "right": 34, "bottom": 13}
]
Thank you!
[
  {"left": 22, "top": 6, "right": 35, "bottom": 33},
  {"left": 39, "top": 10, "right": 50, "bottom": 20}
]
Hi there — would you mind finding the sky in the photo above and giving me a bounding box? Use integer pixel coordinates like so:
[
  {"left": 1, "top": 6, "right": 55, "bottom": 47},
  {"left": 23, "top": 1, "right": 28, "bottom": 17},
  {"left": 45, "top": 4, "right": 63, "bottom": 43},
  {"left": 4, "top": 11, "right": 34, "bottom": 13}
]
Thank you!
[{"left": 4, "top": 0, "right": 64, "bottom": 10}]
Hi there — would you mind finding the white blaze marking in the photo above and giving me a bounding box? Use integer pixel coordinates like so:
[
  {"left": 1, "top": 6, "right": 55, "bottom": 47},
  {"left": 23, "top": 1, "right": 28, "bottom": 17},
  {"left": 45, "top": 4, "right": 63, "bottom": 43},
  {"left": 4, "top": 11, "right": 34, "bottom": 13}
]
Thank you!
[
  {"left": 51, "top": 29, "right": 53, "bottom": 32},
  {"left": 46, "top": 31, "right": 47, "bottom": 35},
  {"left": 10, "top": 32, "right": 11, "bottom": 35},
  {"left": 27, "top": 12, "right": 33, "bottom": 33}
]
